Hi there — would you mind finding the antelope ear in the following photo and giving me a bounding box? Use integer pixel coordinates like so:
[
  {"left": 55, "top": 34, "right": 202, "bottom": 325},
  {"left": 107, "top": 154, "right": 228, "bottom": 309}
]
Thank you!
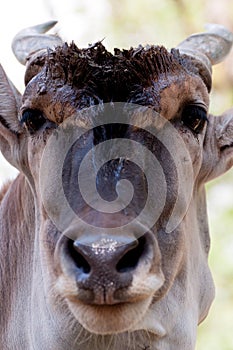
[
  {"left": 203, "top": 110, "right": 233, "bottom": 181},
  {"left": 0, "top": 64, "right": 23, "bottom": 169}
]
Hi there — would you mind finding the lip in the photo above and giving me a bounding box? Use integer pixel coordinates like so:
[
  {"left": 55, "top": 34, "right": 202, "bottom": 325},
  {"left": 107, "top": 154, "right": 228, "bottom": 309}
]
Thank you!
[{"left": 65, "top": 296, "right": 154, "bottom": 335}]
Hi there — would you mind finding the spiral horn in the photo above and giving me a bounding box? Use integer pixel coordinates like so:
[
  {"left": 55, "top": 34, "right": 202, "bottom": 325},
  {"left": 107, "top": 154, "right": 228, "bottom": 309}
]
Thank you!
[
  {"left": 177, "top": 24, "right": 233, "bottom": 91},
  {"left": 12, "top": 21, "right": 63, "bottom": 65}
]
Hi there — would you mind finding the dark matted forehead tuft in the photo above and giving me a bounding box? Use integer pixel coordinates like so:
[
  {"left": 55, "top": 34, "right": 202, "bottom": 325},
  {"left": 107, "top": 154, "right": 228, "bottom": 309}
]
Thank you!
[
  {"left": 44, "top": 42, "right": 194, "bottom": 99},
  {"left": 24, "top": 41, "right": 199, "bottom": 107}
]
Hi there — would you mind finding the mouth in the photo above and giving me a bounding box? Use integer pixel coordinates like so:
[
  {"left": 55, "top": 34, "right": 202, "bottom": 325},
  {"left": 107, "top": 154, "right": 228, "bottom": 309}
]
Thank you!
[
  {"left": 55, "top": 271, "right": 164, "bottom": 335},
  {"left": 66, "top": 297, "right": 154, "bottom": 334}
]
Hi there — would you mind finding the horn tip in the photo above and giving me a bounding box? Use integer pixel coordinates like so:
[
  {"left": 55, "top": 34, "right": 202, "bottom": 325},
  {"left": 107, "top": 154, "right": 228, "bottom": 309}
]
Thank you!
[
  {"left": 11, "top": 20, "right": 61, "bottom": 65},
  {"left": 34, "top": 20, "right": 59, "bottom": 34},
  {"left": 204, "top": 23, "right": 233, "bottom": 43}
]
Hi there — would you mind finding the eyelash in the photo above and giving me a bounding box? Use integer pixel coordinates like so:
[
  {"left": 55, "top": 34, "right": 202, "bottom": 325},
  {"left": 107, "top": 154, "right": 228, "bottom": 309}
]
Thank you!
[
  {"left": 20, "top": 105, "right": 208, "bottom": 136},
  {"left": 21, "top": 109, "right": 47, "bottom": 134},
  {"left": 181, "top": 105, "right": 208, "bottom": 134}
]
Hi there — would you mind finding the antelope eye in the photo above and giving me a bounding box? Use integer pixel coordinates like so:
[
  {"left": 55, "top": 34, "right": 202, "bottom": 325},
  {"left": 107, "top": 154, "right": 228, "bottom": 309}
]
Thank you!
[
  {"left": 21, "top": 109, "right": 46, "bottom": 134},
  {"left": 181, "top": 105, "right": 208, "bottom": 134}
]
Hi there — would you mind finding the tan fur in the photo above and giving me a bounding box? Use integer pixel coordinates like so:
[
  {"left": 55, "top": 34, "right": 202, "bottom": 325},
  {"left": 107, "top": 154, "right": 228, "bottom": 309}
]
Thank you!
[
  {"left": 0, "top": 28, "right": 233, "bottom": 350},
  {"left": 0, "top": 180, "right": 12, "bottom": 203}
]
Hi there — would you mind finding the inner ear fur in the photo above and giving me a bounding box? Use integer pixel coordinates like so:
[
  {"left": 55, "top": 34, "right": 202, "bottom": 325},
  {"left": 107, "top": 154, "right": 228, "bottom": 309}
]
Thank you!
[
  {"left": 202, "top": 111, "right": 233, "bottom": 182},
  {"left": 0, "top": 64, "right": 22, "bottom": 134},
  {"left": 0, "top": 64, "right": 23, "bottom": 169}
]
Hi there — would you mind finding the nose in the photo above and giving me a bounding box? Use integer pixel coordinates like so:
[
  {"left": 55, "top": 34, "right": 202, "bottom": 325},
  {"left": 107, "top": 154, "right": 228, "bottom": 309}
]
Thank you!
[{"left": 66, "top": 234, "right": 149, "bottom": 304}]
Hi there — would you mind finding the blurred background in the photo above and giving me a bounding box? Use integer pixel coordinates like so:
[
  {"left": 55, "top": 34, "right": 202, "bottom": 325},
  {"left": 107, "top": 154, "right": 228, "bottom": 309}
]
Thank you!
[{"left": 0, "top": 0, "right": 232, "bottom": 348}]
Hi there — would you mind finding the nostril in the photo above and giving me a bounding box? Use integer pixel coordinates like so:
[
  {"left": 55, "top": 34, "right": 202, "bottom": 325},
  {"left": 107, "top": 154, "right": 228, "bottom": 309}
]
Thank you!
[
  {"left": 116, "top": 235, "right": 147, "bottom": 273},
  {"left": 67, "top": 239, "right": 91, "bottom": 274}
]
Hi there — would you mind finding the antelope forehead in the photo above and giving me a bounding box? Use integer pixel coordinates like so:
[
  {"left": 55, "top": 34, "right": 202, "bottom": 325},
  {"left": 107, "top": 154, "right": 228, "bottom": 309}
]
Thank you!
[
  {"left": 159, "top": 75, "right": 210, "bottom": 121},
  {"left": 22, "top": 43, "right": 194, "bottom": 112},
  {"left": 21, "top": 72, "right": 209, "bottom": 129}
]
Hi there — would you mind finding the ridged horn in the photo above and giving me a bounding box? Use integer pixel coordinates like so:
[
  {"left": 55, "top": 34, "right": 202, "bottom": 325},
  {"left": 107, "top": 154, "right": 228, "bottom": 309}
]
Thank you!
[
  {"left": 12, "top": 21, "right": 63, "bottom": 65},
  {"left": 177, "top": 23, "right": 233, "bottom": 73}
]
